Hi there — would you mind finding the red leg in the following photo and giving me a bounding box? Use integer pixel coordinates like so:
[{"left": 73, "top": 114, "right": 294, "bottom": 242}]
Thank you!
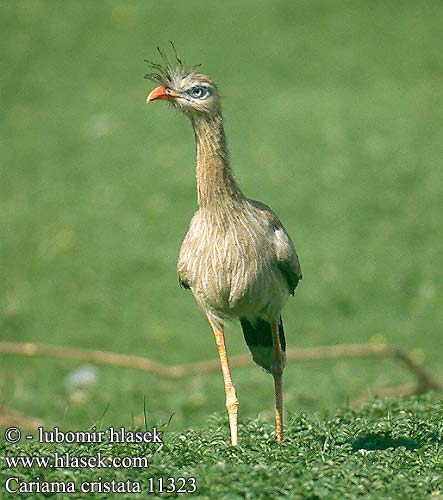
[
  {"left": 210, "top": 321, "right": 239, "bottom": 446},
  {"left": 272, "top": 321, "right": 284, "bottom": 443}
]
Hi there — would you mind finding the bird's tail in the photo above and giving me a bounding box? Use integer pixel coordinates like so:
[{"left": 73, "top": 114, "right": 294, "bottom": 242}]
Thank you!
[{"left": 240, "top": 317, "right": 286, "bottom": 373}]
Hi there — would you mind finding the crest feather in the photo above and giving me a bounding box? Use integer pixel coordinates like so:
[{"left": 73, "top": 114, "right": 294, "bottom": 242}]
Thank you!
[{"left": 144, "top": 42, "right": 193, "bottom": 87}]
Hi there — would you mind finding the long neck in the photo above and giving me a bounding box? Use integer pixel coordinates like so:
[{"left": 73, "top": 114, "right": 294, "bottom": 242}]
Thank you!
[{"left": 192, "top": 113, "right": 244, "bottom": 210}]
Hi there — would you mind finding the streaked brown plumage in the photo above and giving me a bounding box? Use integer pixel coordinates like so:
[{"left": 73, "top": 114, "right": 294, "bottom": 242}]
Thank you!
[{"left": 145, "top": 47, "right": 302, "bottom": 445}]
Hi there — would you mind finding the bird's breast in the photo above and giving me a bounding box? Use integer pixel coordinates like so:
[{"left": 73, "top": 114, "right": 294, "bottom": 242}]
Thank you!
[{"left": 178, "top": 211, "right": 288, "bottom": 320}]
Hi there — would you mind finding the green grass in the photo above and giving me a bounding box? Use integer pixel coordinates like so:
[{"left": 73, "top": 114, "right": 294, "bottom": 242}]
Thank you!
[
  {"left": 1, "top": 0, "right": 443, "bottom": 496},
  {"left": 1, "top": 393, "right": 442, "bottom": 499}
]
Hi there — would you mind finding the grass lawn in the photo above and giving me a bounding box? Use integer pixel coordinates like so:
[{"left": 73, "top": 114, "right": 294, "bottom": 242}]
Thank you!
[
  {"left": 1, "top": 0, "right": 442, "bottom": 497},
  {"left": 1, "top": 393, "right": 442, "bottom": 499}
]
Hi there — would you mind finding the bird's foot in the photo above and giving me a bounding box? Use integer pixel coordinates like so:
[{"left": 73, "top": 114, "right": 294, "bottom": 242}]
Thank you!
[{"left": 226, "top": 396, "right": 239, "bottom": 446}]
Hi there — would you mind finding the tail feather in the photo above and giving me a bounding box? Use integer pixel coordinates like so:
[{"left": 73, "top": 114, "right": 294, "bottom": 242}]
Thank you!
[{"left": 240, "top": 317, "right": 286, "bottom": 373}]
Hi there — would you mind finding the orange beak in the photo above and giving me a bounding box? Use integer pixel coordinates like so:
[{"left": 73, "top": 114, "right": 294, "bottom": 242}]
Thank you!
[{"left": 146, "top": 86, "right": 179, "bottom": 103}]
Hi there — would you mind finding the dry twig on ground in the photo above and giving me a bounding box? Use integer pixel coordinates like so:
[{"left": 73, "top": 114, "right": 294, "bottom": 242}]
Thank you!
[{"left": 0, "top": 341, "right": 441, "bottom": 397}]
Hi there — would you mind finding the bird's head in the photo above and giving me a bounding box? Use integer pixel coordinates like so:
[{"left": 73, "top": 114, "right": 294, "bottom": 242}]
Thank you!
[{"left": 145, "top": 45, "right": 221, "bottom": 119}]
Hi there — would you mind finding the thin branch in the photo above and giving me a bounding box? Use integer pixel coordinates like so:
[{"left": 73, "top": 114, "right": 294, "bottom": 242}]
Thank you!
[
  {"left": 0, "top": 341, "right": 175, "bottom": 377},
  {"left": 0, "top": 404, "right": 44, "bottom": 428},
  {"left": 0, "top": 341, "right": 441, "bottom": 394}
]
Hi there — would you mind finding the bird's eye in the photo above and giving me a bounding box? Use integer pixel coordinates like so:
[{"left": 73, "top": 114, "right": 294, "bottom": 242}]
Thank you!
[{"left": 189, "top": 86, "right": 209, "bottom": 99}]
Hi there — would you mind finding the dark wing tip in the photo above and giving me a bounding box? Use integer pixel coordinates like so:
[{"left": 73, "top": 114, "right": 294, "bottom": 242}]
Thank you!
[
  {"left": 278, "top": 260, "right": 302, "bottom": 295},
  {"left": 179, "top": 277, "right": 190, "bottom": 290}
]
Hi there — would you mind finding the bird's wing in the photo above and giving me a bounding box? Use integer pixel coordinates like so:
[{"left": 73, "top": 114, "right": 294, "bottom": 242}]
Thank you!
[
  {"left": 273, "top": 224, "right": 302, "bottom": 294},
  {"left": 178, "top": 275, "right": 190, "bottom": 290},
  {"left": 177, "top": 211, "right": 199, "bottom": 291},
  {"left": 250, "top": 199, "right": 302, "bottom": 295},
  {"left": 178, "top": 244, "right": 191, "bottom": 290}
]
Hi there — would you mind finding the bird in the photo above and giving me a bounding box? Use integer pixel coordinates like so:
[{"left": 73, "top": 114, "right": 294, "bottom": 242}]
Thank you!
[{"left": 145, "top": 45, "right": 302, "bottom": 445}]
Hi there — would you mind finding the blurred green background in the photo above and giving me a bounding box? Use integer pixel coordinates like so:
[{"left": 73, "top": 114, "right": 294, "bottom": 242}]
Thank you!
[{"left": 1, "top": 0, "right": 442, "bottom": 431}]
